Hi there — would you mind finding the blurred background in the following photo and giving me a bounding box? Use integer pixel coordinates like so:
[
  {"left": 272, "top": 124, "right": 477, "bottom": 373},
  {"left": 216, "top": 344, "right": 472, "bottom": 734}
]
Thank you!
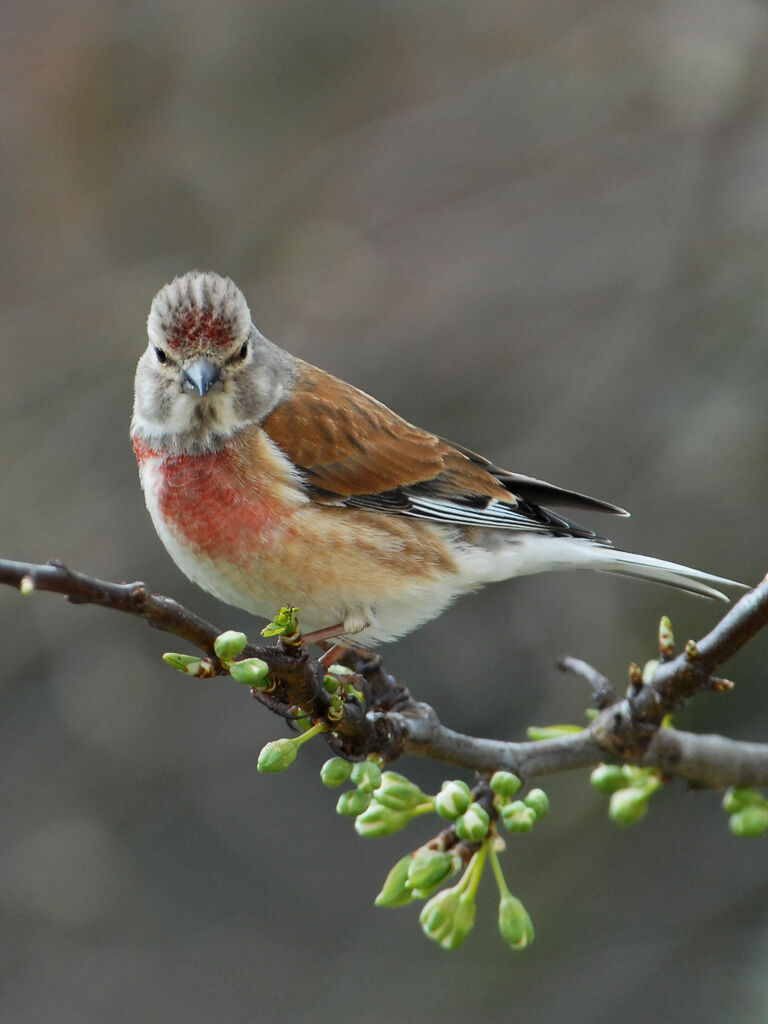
[{"left": 2, "top": 1, "right": 768, "bottom": 1020}]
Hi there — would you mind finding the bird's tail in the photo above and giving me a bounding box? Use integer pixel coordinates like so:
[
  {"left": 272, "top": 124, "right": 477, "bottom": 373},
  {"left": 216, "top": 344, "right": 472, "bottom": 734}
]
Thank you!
[{"left": 588, "top": 546, "right": 744, "bottom": 601}]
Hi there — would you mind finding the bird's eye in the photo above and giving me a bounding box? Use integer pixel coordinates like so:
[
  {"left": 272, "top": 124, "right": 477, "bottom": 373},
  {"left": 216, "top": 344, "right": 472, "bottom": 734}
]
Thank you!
[
  {"left": 154, "top": 347, "right": 168, "bottom": 364},
  {"left": 237, "top": 341, "right": 248, "bottom": 361}
]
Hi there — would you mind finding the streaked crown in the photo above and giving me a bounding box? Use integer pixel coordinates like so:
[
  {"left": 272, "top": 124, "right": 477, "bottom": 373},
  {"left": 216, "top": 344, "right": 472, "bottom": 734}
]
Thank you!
[{"left": 147, "top": 271, "right": 252, "bottom": 357}]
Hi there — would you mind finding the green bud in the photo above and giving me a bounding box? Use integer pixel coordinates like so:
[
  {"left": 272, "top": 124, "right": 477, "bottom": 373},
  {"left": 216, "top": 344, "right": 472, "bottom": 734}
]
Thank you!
[
  {"left": 343, "top": 682, "right": 365, "bottom": 704},
  {"left": 723, "top": 787, "right": 768, "bottom": 815},
  {"left": 406, "top": 849, "right": 455, "bottom": 891},
  {"left": 257, "top": 738, "right": 297, "bottom": 774},
  {"left": 419, "top": 887, "right": 476, "bottom": 950},
  {"left": 455, "top": 802, "right": 490, "bottom": 842},
  {"left": 375, "top": 854, "right": 414, "bottom": 907},
  {"left": 213, "top": 630, "right": 248, "bottom": 661},
  {"left": 261, "top": 605, "right": 300, "bottom": 638},
  {"left": 590, "top": 764, "right": 628, "bottom": 794},
  {"left": 729, "top": 805, "right": 768, "bottom": 838},
  {"left": 320, "top": 757, "right": 352, "bottom": 788},
  {"left": 351, "top": 761, "right": 382, "bottom": 793},
  {"left": 354, "top": 803, "right": 411, "bottom": 838},
  {"left": 229, "top": 657, "right": 271, "bottom": 688},
  {"left": 498, "top": 893, "right": 535, "bottom": 950},
  {"left": 490, "top": 771, "right": 522, "bottom": 799},
  {"left": 435, "top": 780, "right": 473, "bottom": 820},
  {"left": 336, "top": 789, "right": 372, "bottom": 817},
  {"left": 326, "top": 664, "right": 353, "bottom": 676},
  {"left": 623, "top": 765, "right": 654, "bottom": 787},
  {"left": 609, "top": 787, "right": 649, "bottom": 826},
  {"left": 162, "top": 652, "right": 207, "bottom": 676},
  {"left": 523, "top": 788, "right": 549, "bottom": 820},
  {"left": 501, "top": 801, "right": 536, "bottom": 833},
  {"left": 374, "top": 772, "right": 429, "bottom": 812}
]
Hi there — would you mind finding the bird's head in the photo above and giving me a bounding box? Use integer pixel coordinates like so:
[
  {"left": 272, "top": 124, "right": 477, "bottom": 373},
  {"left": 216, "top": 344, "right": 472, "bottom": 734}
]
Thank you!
[{"left": 132, "top": 271, "right": 296, "bottom": 453}]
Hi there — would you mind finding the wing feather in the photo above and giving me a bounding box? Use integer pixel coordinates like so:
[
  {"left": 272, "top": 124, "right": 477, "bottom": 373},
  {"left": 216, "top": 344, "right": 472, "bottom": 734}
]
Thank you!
[{"left": 261, "top": 359, "right": 620, "bottom": 540}]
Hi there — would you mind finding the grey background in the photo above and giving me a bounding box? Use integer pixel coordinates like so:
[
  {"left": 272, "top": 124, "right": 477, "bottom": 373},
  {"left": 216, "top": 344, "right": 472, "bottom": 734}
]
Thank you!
[{"left": 2, "top": 2, "right": 768, "bottom": 1021}]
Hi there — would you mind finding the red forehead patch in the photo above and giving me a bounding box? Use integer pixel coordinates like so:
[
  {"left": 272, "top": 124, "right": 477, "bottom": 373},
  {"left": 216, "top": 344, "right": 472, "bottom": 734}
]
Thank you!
[{"left": 165, "top": 307, "right": 236, "bottom": 351}]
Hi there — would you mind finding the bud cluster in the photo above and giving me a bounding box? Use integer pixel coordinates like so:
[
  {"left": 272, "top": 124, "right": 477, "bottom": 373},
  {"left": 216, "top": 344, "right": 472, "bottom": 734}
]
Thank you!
[
  {"left": 213, "top": 629, "right": 272, "bottom": 689},
  {"left": 488, "top": 771, "right": 549, "bottom": 834},
  {"left": 589, "top": 763, "right": 663, "bottom": 825},
  {"left": 366, "top": 768, "right": 543, "bottom": 951},
  {"left": 321, "top": 664, "right": 365, "bottom": 722},
  {"left": 323, "top": 762, "right": 433, "bottom": 836}
]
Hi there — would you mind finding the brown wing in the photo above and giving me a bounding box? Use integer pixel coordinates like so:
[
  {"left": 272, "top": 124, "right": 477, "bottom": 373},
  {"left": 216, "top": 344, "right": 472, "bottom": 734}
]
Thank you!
[
  {"left": 261, "top": 359, "right": 511, "bottom": 501},
  {"left": 262, "top": 359, "right": 625, "bottom": 537}
]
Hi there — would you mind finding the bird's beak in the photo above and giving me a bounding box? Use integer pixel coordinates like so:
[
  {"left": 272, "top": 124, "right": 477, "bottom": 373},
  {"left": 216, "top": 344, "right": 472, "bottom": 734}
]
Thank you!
[{"left": 183, "top": 357, "right": 221, "bottom": 397}]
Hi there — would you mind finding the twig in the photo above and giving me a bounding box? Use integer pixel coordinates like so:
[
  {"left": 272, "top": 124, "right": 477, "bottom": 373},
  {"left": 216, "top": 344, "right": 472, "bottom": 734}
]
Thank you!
[
  {"left": 2, "top": 557, "right": 768, "bottom": 788},
  {"left": 557, "top": 655, "right": 618, "bottom": 709}
]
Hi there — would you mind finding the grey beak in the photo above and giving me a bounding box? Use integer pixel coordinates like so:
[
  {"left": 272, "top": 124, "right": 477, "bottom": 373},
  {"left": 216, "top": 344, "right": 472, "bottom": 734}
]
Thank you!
[{"left": 184, "top": 357, "right": 221, "bottom": 397}]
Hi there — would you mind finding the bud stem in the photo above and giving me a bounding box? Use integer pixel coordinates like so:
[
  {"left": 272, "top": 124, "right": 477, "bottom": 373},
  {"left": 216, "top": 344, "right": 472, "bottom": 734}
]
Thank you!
[
  {"left": 488, "top": 842, "right": 512, "bottom": 900},
  {"left": 293, "top": 720, "right": 328, "bottom": 747}
]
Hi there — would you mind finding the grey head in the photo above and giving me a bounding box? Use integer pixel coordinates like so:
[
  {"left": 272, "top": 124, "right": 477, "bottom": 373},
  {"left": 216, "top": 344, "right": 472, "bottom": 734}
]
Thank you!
[{"left": 132, "top": 271, "right": 297, "bottom": 453}]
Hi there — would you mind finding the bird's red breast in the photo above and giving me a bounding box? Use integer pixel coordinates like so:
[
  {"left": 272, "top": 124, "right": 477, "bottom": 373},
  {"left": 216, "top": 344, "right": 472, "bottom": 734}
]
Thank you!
[{"left": 132, "top": 434, "right": 296, "bottom": 564}]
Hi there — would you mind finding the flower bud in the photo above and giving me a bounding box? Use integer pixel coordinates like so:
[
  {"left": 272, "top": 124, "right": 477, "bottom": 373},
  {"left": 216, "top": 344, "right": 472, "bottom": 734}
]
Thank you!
[
  {"left": 523, "top": 788, "right": 549, "bottom": 820},
  {"left": 729, "top": 805, "right": 768, "bottom": 838},
  {"left": 435, "top": 780, "right": 473, "bottom": 820},
  {"left": 213, "top": 630, "right": 248, "bottom": 661},
  {"left": 351, "top": 761, "right": 382, "bottom": 793},
  {"left": 501, "top": 801, "right": 536, "bottom": 833},
  {"left": 609, "top": 787, "right": 649, "bottom": 826},
  {"left": 490, "top": 771, "right": 522, "bottom": 800},
  {"left": 320, "top": 757, "right": 353, "bottom": 788},
  {"left": 590, "top": 764, "right": 627, "bottom": 794},
  {"left": 336, "top": 789, "right": 372, "bottom": 817},
  {"left": 229, "top": 657, "right": 270, "bottom": 688},
  {"left": 498, "top": 893, "right": 535, "bottom": 950},
  {"left": 722, "top": 786, "right": 768, "bottom": 815},
  {"left": 375, "top": 855, "right": 414, "bottom": 907},
  {"left": 257, "top": 738, "right": 297, "bottom": 773},
  {"left": 354, "top": 802, "right": 411, "bottom": 838},
  {"left": 455, "top": 802, "right": 490, "bottom": 842},
  {"left": 406, "top": 849, "right": 455, "bottom": 891},
  {"left": 419, "top": 887, "right": 476, "bottom": 950},
  {"left": 374, "top": 772, "right": 429, "bottom": 811}
]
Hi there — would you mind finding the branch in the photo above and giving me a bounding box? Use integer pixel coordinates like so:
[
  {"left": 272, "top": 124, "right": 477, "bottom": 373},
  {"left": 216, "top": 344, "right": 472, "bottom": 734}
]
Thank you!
[{"left": 2, "top": 558, "right": 767, "bottom": 788}]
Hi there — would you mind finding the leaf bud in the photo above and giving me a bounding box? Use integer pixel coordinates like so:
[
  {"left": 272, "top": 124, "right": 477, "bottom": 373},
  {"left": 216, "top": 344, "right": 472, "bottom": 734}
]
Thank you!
[{"left": 213, "top": 630, "right": 248, "bottom": 661}]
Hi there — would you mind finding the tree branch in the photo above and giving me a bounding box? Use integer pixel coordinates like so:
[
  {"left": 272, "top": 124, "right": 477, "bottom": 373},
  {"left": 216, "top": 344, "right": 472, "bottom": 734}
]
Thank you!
[{"left": 2, "top": 558, "right": 767, "bottom": 788}]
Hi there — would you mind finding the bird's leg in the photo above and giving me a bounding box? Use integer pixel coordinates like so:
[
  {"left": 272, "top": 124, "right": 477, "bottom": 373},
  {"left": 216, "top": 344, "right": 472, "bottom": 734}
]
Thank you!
[
  {"left": 303, "top": 611, "right": 371, "bottom": 669},
  {"left": 300, "top": 622, "right": 346, "bottom": 645},
  {"left": 318, "top": 643, "right": 346, "bottom": 670}
]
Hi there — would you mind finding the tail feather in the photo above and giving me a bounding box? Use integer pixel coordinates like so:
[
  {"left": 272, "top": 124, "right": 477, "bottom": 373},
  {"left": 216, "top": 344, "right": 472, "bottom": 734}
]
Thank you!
[{"left": 593, "top": 548, "right": 744, "bottom": 602}]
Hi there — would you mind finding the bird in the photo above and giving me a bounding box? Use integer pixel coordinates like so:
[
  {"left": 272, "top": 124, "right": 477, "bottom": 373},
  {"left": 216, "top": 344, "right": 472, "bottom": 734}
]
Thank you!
[{"left": 132, "top": 270, "right": 742, "bottom": 647}]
